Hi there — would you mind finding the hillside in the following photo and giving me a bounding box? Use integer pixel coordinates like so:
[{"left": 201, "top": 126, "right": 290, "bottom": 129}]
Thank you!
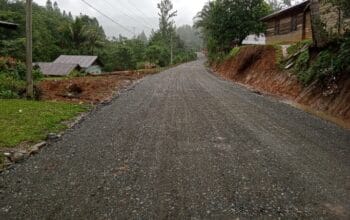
[{"left": 213, "top": 45, "right": 350, "bottom": 127}]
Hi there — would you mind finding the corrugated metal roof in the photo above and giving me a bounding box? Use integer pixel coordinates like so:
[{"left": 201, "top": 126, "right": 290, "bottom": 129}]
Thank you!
[
  {"left": 34, "top": 62, "right": 79, "bottom": 76},
  {"left": 53, "top": 55, "right": 98, "bottom": 68},
  {"left": 261, "top": 1, "right": 310, "bottom": 21},
  {"left": 0, "top": 21, "right": 18, "bottom": 29}
]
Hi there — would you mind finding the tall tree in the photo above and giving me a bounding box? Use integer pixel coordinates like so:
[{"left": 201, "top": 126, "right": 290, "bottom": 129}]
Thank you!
[
  {"left": 45, "top": 0, "right": 53, "bottom": 11},
  {"left": 157, "top": 0, "right": 177, "bottom": 38},
  {"left": 195, "top": 0, "right": 270, "bottom": 56},
  {"left": 53, "top": 1, "right": 60, "bottom": 13}
]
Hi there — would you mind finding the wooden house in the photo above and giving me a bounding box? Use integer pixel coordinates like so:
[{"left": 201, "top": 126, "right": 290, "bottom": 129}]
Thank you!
[{"left": 261, "top": 1, "right": 312, "bottom": 45}]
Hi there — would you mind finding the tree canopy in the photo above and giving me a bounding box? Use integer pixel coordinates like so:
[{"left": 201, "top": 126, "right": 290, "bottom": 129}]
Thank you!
[
  {"left": 194, "top": 0, "right": 271, "bottom": 60},
  {"left": 0, "top": 0, "right": 196, "bottom": 72}
]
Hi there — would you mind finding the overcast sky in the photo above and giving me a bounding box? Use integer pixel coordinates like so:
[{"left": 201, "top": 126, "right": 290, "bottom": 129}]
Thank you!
[{"left": 34, "top": 0, "right": 208, "bottom": 38}]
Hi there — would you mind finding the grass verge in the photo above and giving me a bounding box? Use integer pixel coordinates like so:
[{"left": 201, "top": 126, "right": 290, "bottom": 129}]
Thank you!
[{"left": 0, "top": 99, "right": 88, "bottom": 148}]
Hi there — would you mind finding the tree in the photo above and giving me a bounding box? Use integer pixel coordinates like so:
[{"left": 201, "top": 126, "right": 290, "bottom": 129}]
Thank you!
[
  {"left": 309, "top": 0, "right": 329, "bottom": 48},
  {"left": 137, "top": 31, "right": 148, "bottom": 43},
  {"left": 327, "top": 0, "right": 350, "bottom": 16},
  {"left": 177, "top": 25, "right": 203, "bottom": 51},
  {"left": 53, "top": 1, "right": 60, "bottom": 14},
  {"left": 45, "top": 0, "right": 53, "bottom": 11},
  {"left": 194, "top": 0, "right": 270, "bottom": 58},
  {"left": 157, "top": 0, "right": 177, "bottom": 38},
  {"left": 266, "top": 0, "right": 292, "bottom": 11}
]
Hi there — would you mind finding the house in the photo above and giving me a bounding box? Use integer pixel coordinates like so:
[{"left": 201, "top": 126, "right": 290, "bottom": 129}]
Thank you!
[
  {"left": 261, "top": 1, "right": 312, "bottom": 45},
  {"left": 0, "top": 20, "right": 18, "bottom": 29},
  {"left": 34, "top": 63, "right": 80, "bottom": 77},
  {"left": 242, "top": 34, "right": 266, "bottom": 45},
  {"left": 53, "top": 55, "right": 102, "bottom": 74}
]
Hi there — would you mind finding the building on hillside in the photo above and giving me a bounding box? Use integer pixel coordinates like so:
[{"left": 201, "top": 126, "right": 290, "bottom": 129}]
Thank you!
[
  {"left": 53, "top": 55, "right": 102, "bottom": 74},
  {"left": 261, "top": 1, "right": 312, "bottom": 45},
  {"left": 34, "top": 63, "right": 80, "bottom": 77},
  {"left": 0, "top": 20, "right": 18, "bottom": 29}
]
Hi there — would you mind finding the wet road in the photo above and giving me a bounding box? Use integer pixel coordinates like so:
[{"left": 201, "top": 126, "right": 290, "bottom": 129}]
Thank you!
[{"left": 1, "top": 56, "right": 350, "bottom": 219}]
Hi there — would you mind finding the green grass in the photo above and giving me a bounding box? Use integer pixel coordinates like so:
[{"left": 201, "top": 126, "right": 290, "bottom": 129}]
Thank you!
[{"left": 0, "top": 99, "right": 88, "bottom": 148}]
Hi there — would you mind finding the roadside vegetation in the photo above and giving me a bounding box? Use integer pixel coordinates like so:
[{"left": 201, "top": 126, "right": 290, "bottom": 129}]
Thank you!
[
  {"left": 0, "top": 99, "right": 87, "bottom": 148},
  {"left": 289, "top": 36, "right": 350, "bottom": 85},
  {"left": 194, "top": 0, "right": 271, "bottom": 63}
]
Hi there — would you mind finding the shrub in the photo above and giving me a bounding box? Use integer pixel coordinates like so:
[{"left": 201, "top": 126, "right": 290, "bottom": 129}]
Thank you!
[
  {"left": 0, "top": 57, "right": 43, "bottom": 81},
  {"left": 145, "top": 45, "right": 170, "bottom": 67},
  {"left": 287, "top": 39, "right": 313, "bottom": 55},
  {"left": 228, "top": 47, "right": 240, "bottom": 58},
  {"left": 294, "top": 50, "right": 310, "bottom": 73},
  {"left": 0, "top": 90, "right": 20, "bottom": 99},
  {"left": 69, "top": 70, "right": 86, "bottom": 77}
]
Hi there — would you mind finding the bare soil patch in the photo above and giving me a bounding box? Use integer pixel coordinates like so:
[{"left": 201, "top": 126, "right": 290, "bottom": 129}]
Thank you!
[
  {"left": 213, "top": 46, "right": 350, "bottom": 127},
  {"left": 38, "top": 70, "right": 158, "bottom": 104}
]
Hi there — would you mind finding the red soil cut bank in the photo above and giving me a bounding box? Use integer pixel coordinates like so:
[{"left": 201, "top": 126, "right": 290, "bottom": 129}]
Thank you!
[{"left": 213, "top": 45, "right": 350, "bottom": 127}]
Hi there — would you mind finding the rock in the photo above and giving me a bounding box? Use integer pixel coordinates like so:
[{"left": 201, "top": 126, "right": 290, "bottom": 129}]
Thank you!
[
  {"left": 47, "top": 133, "right": 61, "bottom": 141},
  {"left": 10, "top": 151, "right": 29, "bottom": 163},
  {"left": 29, "top": 142, "right": 46, "bottom": 155}
]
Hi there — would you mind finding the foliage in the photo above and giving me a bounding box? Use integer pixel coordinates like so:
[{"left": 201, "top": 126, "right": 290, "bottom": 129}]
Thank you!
[
  {"left": 145, "top": 45, "right": 170, "bottom": 67},
  {"left": 266, "top": 0, "right": 292, "bottom": 12},
  {"left": 326, "top": 0, "right": 350, "bottom": 16},
  {"left": 0, "top": 0, "right": 195, "bottom": 73},
  {"left": 69, "top": 70, "right": 86, "bottom": 77},
  {"left": 145, "top": 0, "right": 197, "bottom": 67},
  {"left": 292, "top": 36, "right": 350, "bottom": 85},
  {"left": 176, "top": 25, "right": 203, "bottom": 51},
  {"left": 0, "top": 0, "right": 106, "bottom": 62},
  {"left": 287, "top": 40, "right": 313, "bottom": 55},
  {"left": 0, "top": 99, "right": 87, "bottom": 147},
  {"left": 228, "top": 47, "right": 241, "bottom": 58},
  {"left": 194, "top": 0, "right": 271, "bottom": 62},
  {"left": 0, "top": 57, "right": 43, "bottom": 98}
]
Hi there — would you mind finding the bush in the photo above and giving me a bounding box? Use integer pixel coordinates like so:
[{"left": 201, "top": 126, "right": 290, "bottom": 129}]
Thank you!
[
  {"left": 287, "top": 39, "right": 313, "bottom": 55},
  {"left": 0, "top": 57, "right": 43, "bottom": 81},
  {"left": 0, "top": 90, "right": 20, "bottom": 99},
  {"left": 291, "top": 36, "right": 350, "bottom": 85},
  {"left": 0, "top": 75, "right": 26, "bottom": 99},
  {"left": 69, "top": 70, "right": 86, "bottom": 77},
  {"left": 145, "top": 45, "right": 170, "bottom": 67},
  {"left": 228, "top": 47, "right": 241, "bottom": 58},
  {"left": 0, "top": 57, "right": 43, "bottom": 99}
]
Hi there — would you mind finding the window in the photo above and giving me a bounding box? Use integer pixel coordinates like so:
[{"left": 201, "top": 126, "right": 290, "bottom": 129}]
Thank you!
[
  {"left": 291, "top": 15, "right": 297, "bottom": 32},
  {"left": 274, "top": 19, "right": 280, "bottom": 35}
]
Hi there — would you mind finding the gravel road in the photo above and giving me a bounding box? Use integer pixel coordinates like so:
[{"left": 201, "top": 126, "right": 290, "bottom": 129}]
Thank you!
[{"left": 1, "top": 55, "right": 350, "bottom": 219}]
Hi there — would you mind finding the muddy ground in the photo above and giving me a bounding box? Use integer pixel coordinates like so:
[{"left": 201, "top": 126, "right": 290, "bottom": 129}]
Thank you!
[{"left": 38, "top": 70, "right": 159, "bottom": 104}]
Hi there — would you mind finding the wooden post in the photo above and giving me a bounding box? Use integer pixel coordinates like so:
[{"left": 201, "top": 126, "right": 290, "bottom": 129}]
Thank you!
[
  {"left": 26, "top": 0, "right": 34, "bottom": 98},
  {"left": 170, "top": 32, "right": 173, "bottom": 65},
  {"left": 310, "top": 0, "right": 328, "bottom": 48}
]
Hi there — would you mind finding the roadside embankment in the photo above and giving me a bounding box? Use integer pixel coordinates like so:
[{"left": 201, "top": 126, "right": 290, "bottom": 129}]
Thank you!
[{"left": 213, "top": 45, "right": 350, "bottom": 127}]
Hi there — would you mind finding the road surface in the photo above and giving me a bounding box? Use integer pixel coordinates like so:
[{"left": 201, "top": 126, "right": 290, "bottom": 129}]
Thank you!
[{"left": 1, "top": 56, "right": 350, "bottom": 219}]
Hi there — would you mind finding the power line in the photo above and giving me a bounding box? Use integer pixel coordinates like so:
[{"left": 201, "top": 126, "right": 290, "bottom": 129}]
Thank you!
[
  {"left": 80, "top": 0, "right": 134, "bottom": 34},
  {"left": 101, "top": 0, "right": 154, "bottom": 31},
  {"left": 124, "top": 0, "right": 156, "bottom": 26}
]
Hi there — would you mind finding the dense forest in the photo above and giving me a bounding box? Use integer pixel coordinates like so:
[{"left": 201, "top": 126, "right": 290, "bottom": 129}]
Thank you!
[{"left": 0, "top": 0, "right": 197, "bottom": 71}]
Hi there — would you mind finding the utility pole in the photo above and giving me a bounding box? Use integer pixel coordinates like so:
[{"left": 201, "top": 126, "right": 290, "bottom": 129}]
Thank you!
[
  {"left": 26, "top": 0, "right": 34, "bottom": 98},
  {"left": 170, "top": 32, "right": 173, "bottom": 65}
]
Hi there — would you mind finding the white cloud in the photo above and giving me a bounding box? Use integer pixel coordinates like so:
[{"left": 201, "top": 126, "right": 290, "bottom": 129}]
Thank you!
[{"left": 34, "top": 0, "right": 208, "bottom": 37}]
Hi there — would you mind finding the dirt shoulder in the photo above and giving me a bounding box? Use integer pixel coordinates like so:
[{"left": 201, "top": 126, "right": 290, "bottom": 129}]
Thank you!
[
  {"left": 213, "top": 45, "right": 350, "bottom": 128},
  {"left": 38, "top": 69, "right": 160, "bottom": 104}
]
